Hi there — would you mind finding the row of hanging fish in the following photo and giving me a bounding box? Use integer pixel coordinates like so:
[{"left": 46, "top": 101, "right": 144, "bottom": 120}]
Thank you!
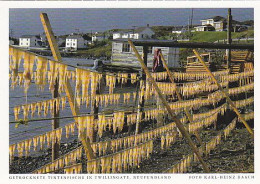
[
  {"left": 228, "top": 82, "right": 254, "bottom": 96},
  {"left": 218, "top": 69, "right": 254, "bottom": 83},
  {"left": 179, "top": 81, "right": 229, "bottom": 98},
  {"left": 207, "top": 82, "right": 254, "bottom": 104},
  {"left": 161, "top": 131, "right": 178, "bottom": 150},
  {"left": 74, "top": 92, "right": 134, "bottom": 109},
  {"left": 192, "top": 103, "right": 227, "bottom": 121},
  {"left": 13, "top": 96, "right": 67, "bottom": 121},
  {"left": 64, "top": 163, "right": 82, "bottom": 174},
  {"left": 187, "top": 112, "right": 219, "bottom": 134},
  {"left": 9, "top": 127, "right": 62, "bottom": 162},
  {"left": 9, "top": 46, "right": 139, "bottom": 95},
  {"left": 170, "top": 70, "right": 230, "bottom": 82},
  {"left": 234, "top": 96, "right": 254, "bottom": 109},
  {"left": 32, "top": 147, "right": 82, "bottom": 174},
  {"left": 9, "top": 47, "right": 71, "bottom": 95},
  {"left": 86, "top": 140, "right": 153, "bottom": 173},
  {"left": 239, "top": 111, "right": 254, "bottom": 122},
  {"left": 75, "top": 68, "right": 102, "bottom": 98},
  {"left": 205, "top": 132, "right": 222, "bottom": 156},
  {"left": 223, "top": 118, "right": 237, "bottom": 140},
  {"left": 75, "top": 71, "right": 138, "bottom": 97},
  {"left": 165, "top": 153, "right": 194, "bottom": 173}
]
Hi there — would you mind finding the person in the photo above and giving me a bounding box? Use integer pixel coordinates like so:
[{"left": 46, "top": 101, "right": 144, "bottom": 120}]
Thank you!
[{"left": 152, "top": 49, "right": 164, "bottom": 72}]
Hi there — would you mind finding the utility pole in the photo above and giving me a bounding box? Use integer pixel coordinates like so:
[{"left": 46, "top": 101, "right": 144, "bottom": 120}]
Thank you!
[
  {"left": 132, "top": 26, "right": 137, "bottom": 39},
  {"left": 227, "top": 8, "right": 232, "bottom": 68},
  {"left": 190, "top": 9, "right": 194, "bottom": 33}
]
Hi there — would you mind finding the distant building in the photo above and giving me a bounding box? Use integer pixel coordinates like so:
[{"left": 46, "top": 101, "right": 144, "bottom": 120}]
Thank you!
[
  {"left": 65, "top": 34, "right": 87, "bottom": 50},
  {"left": 19, "top": 35, "right": 42, "bottom": 47},
  {"left": 195, "top": 16, "right": 227, "bottom": 32},
  {"left": 92, "top": 32, "right": 109, "bottom": 42},
  {"left": 172, "top": 27, "right": 188, "bottom": 34},
  {"left": 194, "top": 24, "right": 216, "bottom": 32},
  {"left": 9, "top": 37, "right": 17, "bottom": 45},
  {"left": 113, "top": 25, "right": 155, "bottom": 40},
  {"left": 111, "top": 39, "right": 180, "bottom": 68}
]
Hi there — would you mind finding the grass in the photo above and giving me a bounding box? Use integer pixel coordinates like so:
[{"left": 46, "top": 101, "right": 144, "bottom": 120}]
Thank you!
[
  {"left": 76, "top": 42, "right": 112, "bottom": 58},
  {"left": 190, "top": 30, "right": 254, "bottom": 42}
]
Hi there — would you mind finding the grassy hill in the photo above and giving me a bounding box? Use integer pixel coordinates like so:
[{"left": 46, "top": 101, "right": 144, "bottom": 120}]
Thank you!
[{"left": 190, "top": 29, "right": 254, "bottom": 42}]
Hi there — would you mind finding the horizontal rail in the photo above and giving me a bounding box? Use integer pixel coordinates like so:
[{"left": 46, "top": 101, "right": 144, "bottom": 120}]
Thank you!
[{"left": 114, "top": 39, "right": 254, "bottom": 50}]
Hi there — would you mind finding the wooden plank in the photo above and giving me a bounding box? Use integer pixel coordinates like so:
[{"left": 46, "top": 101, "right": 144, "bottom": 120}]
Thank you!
[
  {"left": 193, "top": 49, "right": 254, "bottom": 136},
  {"left": 129, "top": 39, "right": 210, "bottom": 173},
  {"left": 40, "top": 13, "right": 95, "bottom": 160}
]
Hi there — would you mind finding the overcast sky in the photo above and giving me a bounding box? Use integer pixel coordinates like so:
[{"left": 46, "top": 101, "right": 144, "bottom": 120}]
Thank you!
[{"left": 9, "top": 8, "right": 254, "bottom": 37}]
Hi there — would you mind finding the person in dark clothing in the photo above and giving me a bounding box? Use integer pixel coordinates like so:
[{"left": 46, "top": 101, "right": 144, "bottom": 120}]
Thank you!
[{"left": 152, "top": 48, "right": 164, "bottom": 72}]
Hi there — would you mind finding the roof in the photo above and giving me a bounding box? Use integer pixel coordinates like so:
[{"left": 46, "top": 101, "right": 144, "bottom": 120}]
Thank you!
[
  {"left": 201, "top": 16, "right": 226, "bottom": 22},
  {"left": 113, "top": 27, "right": 154, "bottom": 34},
  {"left": 134, "top": 27, "right": 154, "bottom": 33},
  {"left": 66, "top": 35, "right": 84, "bottom": 39},
  {"left": 20, "top": 35, "right": 41, "bottom": 39}
]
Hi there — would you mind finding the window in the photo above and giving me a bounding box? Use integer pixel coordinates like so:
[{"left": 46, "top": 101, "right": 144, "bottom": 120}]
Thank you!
[
  {"left": 67, "top": 43, "right": 69, "bottom": 46},
  {"left": 73, "top": 43, "right": 75, "bottom": 46},
  {"left": 148, "top": 46, "right": 153, "bottom": 54},
  {"left": 122, "top": 43, "right": 130, "bottom": 52},
  {"left": 215, "top": 23, "right": 220, "bottom": 28},
  {"left": 27, "top": 39, "right": 29, "bottom": 41}
]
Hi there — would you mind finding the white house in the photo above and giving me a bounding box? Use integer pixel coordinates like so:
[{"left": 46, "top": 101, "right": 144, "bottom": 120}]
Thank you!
[
  {"left": 19, "top": 35, "right": 42, "bottom": 47},
  {"left": 195, "top": 16, "right": 227, "bottom": 32},
  {"left": 113, "top": 25, "right": 155, "bottom": 40},
  {"left": 65, "top": 34, "right": 87, "bottom": 50},
  {"left": 92, "top": 32, "right": 109, "bottom": 42}
]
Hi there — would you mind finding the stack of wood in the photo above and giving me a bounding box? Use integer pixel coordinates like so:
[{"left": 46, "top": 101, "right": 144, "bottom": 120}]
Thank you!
[
  {"left": 186, "top": 53, "right": 212, "bottom": 73},
  {"left": 226, "top": 50, "right": 254, "bottom": 74}
]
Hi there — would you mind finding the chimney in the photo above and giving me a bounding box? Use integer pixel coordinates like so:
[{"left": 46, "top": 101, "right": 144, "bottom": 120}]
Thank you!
[{"left": 147, "top": 24, "right": 149, "bottom": 27}]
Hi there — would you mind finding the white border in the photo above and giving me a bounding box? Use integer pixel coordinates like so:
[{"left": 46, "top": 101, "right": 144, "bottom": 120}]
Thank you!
[{"left": 0, "top": 1, "right": 259, "bottom": 184}]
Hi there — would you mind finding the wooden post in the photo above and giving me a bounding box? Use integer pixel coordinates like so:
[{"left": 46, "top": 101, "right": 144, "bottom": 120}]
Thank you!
[
  {"left": 135, "top": 46, "right": 148, "bottom": 134},
  {"left": 193, "top": 49, "right": 254, "bottom": 136},
  {"left": 129, "top": 39, "right": 210, "bottom": 173},
  {"left": 40, "top": 13, "right": 95, "bottom": 160},
  {"left": 227, "top": 8, "right": 232, "bottom": 68},
  {"left": 159, "top": 52, "right": 203, "bottom": 146},
  {"left": 52, "top": 81, "right": 59, "bottom": 161}
]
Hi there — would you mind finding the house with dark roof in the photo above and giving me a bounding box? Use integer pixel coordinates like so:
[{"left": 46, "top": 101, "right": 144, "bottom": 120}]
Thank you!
[
  {"left": 19, "top": 35, "right": 43, "bottom": 47},
  {"left": 65, "top": 34, "right": 87, "bottom": 50},
  {"left": 113, "top": 25, "right": 155, "bottom": 40},
  {"left": 91, "top": 32, "right": 110, "bottom": 43},
  {"left": 195, "top": 16, "right": 227, "bottom": 32}
]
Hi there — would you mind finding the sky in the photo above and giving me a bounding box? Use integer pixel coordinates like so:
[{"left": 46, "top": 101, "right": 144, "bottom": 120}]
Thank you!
[{"left": 9, "top": 8, "right": 254, "bottom": 37}]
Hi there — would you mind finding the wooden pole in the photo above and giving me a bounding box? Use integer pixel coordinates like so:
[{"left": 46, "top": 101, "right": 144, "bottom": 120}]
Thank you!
[
  {"left": 159, "top": 52, "right": 203, "bottom": 145},
  {"left": 135, "top": 46, "right": 148, "bottom": 134},
  {"left": 128, "top": 39, "right": 210, "bottom": 173},
  {"left": 227, "top": 8, "right": 232, "bottom": 68},
  {"left": 40, "top": 13, "right": 95, "bottom": 160},
  {"left": 193, "top": 49, "right": 253, "bottom": 136}
]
